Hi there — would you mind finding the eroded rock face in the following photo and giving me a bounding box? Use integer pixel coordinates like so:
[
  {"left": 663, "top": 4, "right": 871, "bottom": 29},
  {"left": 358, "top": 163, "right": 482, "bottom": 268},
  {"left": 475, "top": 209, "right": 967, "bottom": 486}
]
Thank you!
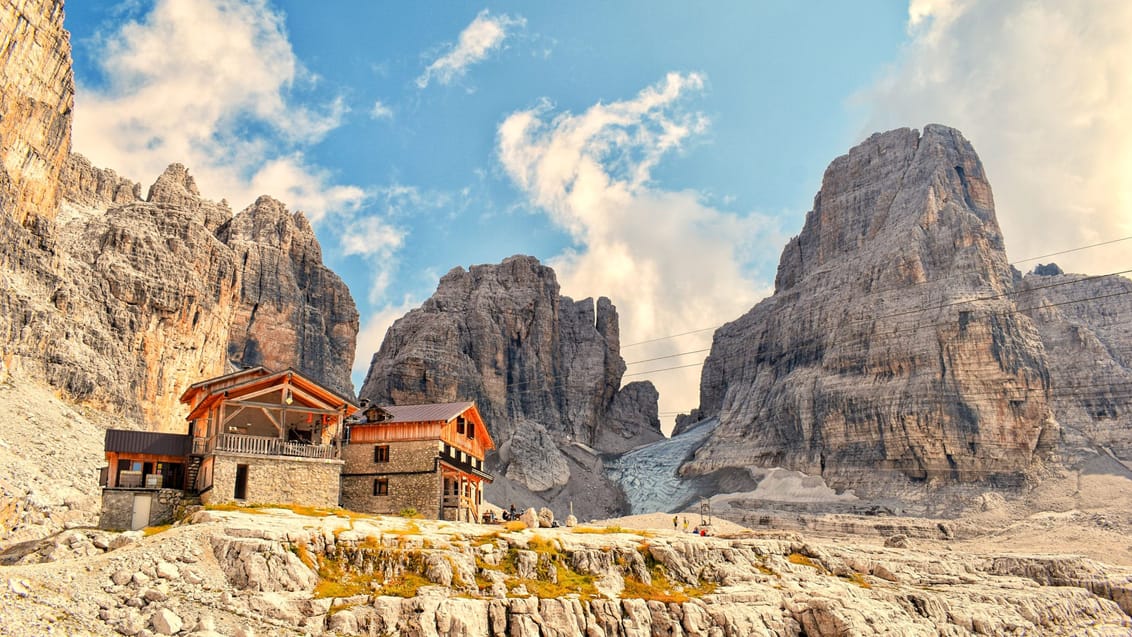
[
  {"left": 686, "top": 126, "right": 1055, "bottom": 496},
  {"left": 222, "top": 195, "right": 358, "bottom": 400},
  {"left": 1019, "top": 266, "right": 1132, "bottom": 459},
  {"left": 360, "top": 255, "right": 661, "bottom": 517},
  {"left": 0, "top": 0, "right": 358, "bottom": 427},
  {"left": 0, "top": 0, "right": 73, "bottom": 230}
]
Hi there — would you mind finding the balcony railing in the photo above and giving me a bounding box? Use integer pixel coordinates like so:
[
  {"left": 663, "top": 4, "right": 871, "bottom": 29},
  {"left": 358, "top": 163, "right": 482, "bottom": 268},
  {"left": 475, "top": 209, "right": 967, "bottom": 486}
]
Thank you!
[{"left": 194, "top": 434, "right": 337, "bottom": 460}]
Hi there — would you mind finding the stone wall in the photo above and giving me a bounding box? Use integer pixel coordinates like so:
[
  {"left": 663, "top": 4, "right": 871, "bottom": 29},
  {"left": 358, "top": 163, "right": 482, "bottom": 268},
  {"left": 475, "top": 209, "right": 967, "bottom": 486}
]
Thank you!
[
  {"left": 341, "top": 439, "right": 441, "bottom": 517},
  {"left": 98, "top": 488, "right": 183, "bottom": 531},
  {"left": 203, "top": 454, "right": 341, "bottom": 508}
]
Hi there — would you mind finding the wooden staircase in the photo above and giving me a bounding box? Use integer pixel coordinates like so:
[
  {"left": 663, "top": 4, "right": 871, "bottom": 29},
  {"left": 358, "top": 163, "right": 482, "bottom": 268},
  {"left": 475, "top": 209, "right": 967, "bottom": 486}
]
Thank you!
[{"left": 185, "top": 456, "right": 202, "bottom": 493}]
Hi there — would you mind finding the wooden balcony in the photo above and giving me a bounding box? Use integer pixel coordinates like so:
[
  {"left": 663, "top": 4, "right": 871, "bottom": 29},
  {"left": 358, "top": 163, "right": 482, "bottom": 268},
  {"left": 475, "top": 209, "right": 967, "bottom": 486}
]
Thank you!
[{"left": 193, "top": 434, "right": 337, "bottom": 460}]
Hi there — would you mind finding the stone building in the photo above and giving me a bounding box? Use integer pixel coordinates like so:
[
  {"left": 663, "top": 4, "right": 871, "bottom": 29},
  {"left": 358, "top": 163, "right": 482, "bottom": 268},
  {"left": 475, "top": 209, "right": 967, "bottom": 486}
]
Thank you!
[
  {"left": 98, "top": 367, "right": 357, "bottom": 529},
  {"left": 341, "top": 402, "right": 495, "bottom": 522}
]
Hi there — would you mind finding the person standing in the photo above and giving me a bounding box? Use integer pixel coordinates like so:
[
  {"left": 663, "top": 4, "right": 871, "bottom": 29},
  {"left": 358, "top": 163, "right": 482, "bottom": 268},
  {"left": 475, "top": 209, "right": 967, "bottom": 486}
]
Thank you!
[
  {"left": 682, "top": 517, "right": 689, "bottom": 532},
  {"left": 672, "top": 515, "right": 678, "bottom": 530}
]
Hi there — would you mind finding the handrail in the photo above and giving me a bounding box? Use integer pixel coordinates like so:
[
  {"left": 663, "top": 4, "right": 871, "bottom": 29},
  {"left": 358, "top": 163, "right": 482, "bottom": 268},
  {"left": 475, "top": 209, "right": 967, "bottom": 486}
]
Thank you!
[{"left": 208, "top": 433, "right": 338, "bottom": 459}]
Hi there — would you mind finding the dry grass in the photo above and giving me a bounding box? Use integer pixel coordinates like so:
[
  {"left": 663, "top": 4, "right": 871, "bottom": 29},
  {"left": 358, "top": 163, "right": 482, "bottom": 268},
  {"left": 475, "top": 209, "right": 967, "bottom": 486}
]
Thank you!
[
  {"left": 503, "top": 521, "right": 527, "bottom": 532},
  {"left": 621, "top": 570, "right": 717, "bottom": 603},
  {"left": 842, "top": 571, "right": 872, "bottom": 589},
  {"left": 142, "top": 524, "right": 173, "bottom": 536},
  {"left": 787, "top": 552, "right": 827, "bottom": 573},
  {"left": 380, "top": 572, "right": 431, "bottom": 597},
  {"left": 572, "top": 525, "right": 653, "bottom": 538}
]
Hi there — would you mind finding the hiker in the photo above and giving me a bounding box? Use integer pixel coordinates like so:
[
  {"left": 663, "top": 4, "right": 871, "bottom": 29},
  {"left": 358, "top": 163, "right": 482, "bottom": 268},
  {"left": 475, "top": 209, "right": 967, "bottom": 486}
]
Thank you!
[
  {"left": 509, "top": 503, "right": 517, "bottom": 520},
  {"left": 683, "top": 517, "right": 689, "bottom": 532},
  {"left": 672, "top": 515, "right": 678, "bottom": 530}
]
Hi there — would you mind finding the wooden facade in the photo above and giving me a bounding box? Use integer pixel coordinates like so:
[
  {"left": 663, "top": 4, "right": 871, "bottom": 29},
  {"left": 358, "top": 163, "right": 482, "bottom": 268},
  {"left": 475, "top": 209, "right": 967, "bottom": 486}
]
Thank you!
[
  {"left": 341, "top": 402, "right": 495, "bottom": 522},
  {"left": 99, "top": 367, "right": 358, "bottom": 529}
]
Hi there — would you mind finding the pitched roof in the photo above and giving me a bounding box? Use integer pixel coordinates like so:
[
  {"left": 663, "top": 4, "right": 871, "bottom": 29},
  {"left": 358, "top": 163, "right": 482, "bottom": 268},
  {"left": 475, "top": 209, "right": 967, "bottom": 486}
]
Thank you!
[
  {"left": 105, "top": 429, "right": 191, "bottom": 456},
  {"left": 380, "top": 401, "right": 475, "bottom": 423},
  {"left": 183, "top": 367, "right": 359, "bottom": 421}
]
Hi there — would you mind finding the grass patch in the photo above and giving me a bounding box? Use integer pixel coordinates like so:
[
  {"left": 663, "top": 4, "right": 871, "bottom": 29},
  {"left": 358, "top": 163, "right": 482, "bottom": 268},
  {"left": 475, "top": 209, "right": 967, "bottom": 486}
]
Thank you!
[
  {"left": 622, "top": 570, "right": 717, "bottom": 603},
  {"left": 379, "top": 572, "right": 431, "bottom": 597},
  {"left": 293, "top": 542, "right": 318, "bottom": 570},
  {"left": 473, "top": 531, "right": 503, "bottom": 547},
  {"left": 519, "top": 563, "right": 597, "bottom": 600},
  {"left": 503, "top": 521, "right": 527, "bottom": 532},
  {"left": 841, "top": 571, "right": 872, "bottom": 589},
  {"left": 204, "top": 502, "right": 382, "bottom": 524},
  {"left": 572, "top": 526, "right": 654, "bottom": 537},
  {"left": 142, "top": 524, "right": 173, "bottom": 537},
  {"left": 787, "top": 552, "right": 827, "bottom": 573},
  {"left": 527, "top": 534, "right": 560, "bottom": 555},
  {"left": 387, "top": 520, "right": 421, "bottom": 536}
]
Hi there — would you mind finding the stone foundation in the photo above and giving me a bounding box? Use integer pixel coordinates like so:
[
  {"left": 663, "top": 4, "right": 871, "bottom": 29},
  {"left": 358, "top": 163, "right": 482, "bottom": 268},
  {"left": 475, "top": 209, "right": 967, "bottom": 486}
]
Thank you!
[
  {"left": 202, "top": 453, "right": 342, "bottom": 508},
  {"left": 98, "top": 488, "right": 183, "bottom": 531}
]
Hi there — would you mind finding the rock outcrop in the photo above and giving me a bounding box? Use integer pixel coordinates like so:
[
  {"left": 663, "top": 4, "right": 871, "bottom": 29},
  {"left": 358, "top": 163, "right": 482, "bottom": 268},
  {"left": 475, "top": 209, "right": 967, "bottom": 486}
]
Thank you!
[
  {"left": 10, "top": 507, "right": 1132, "bottom": 636},
  {"left": 360, "top": 255, "right": 661, "bottom": 518},
  {"left": 0, "top": 0, "right": 358, "bottom": 428},
  {"left": 1019, "top": 265, "right": 1132, "bottom": 459},
  {"left": 0, "top": 0, "right": 73, "bottom": 230},
  {"left": 685, "top": 126, "right": 1056, "bottom": 500},
  {"left": 222, "top": 195, "right": 358, "bottom": 400}
]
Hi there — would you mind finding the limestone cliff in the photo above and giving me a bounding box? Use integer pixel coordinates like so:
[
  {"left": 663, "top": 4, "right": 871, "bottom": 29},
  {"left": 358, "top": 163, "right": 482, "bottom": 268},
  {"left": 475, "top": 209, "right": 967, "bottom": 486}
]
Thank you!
[
  {"left": 222, "top": 196, "right": 358, "bottom": 400},
  {"left": 0, "top": 0, "right": 73, "bottom": 230},
  {"left": 0, "top": 0, "right": 358, "bottom": 429},
  {"left": 685, "top": 126, "right": 1056, "bottom": 496},
  {"left": 359, "top": 255, "right": 661, "bottom": 518},
  {"left": 1019, "top": 266, "right": 1132, "bottom": 459}
]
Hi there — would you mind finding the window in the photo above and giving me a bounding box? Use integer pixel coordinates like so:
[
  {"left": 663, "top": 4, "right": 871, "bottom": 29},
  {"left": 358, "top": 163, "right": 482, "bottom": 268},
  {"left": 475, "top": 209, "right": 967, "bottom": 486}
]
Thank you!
[
  {"left": 374, "top": 445, "right": 390, "bottom": 463},
  {"left": 373, "top": 478, "right": 389, "bottom": 496},
  {"left": 467, "top": 422, "right": 474, "bottom": 439},
  {"left": 456, "top": 417, "right": 465, "bottom": 435}
]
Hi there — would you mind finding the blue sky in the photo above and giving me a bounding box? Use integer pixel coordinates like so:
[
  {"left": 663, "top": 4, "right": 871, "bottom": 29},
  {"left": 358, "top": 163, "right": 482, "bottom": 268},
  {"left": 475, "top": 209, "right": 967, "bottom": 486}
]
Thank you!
[{"left": 64, "top": 1, "right": 1132, "bottom": 430}]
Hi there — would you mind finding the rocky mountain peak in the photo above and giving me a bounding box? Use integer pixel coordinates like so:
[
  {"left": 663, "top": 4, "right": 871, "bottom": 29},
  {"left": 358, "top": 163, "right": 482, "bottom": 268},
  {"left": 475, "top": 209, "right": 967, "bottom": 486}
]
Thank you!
[
  {"left": 0, "top": 0, "right": 358, "bottom": 426},
  {"left": 146, "top": 163, "right": 201, "bottom": 204},
  {"left": 686, "top": 125, "right": 1053, "bottom": 503},
  {"left": 775, "top": 125, "right": 1005, "bottom": 294},
  {"left": 360, "top": 254, "right": 660, "bottom": 519}
]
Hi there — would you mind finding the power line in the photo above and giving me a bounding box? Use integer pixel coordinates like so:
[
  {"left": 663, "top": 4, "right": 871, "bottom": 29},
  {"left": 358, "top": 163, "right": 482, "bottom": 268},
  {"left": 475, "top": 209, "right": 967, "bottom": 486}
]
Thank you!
[
  {"left": 624, "top": 348, "right": 711, "bottom": 366},
  {"left": 620, "top": 268, "right": 1132, "bottom": 372},
  {"left": 615, "top": 237, "right": 1132, "bottom": 352},
  {"left": 1012, "top": 235, "right": 1132, "bottom": 265}
]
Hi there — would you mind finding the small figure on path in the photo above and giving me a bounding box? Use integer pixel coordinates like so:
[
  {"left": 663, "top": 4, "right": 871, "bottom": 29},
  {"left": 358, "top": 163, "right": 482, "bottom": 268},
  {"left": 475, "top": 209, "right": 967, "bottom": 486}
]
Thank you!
[
  {"left": 672, "top": 515, "right": 678, "bottom": 530},
  {"left": 683, "top": 517, "right": 689, "bottom": 532}
]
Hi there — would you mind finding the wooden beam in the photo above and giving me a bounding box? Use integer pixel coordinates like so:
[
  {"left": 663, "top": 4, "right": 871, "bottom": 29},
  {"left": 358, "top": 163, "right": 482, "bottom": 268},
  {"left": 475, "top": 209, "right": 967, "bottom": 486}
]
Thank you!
[
  {"left": 224, "top": 399, "right": 340, "bottom": 416},
  {"left": 286, "top": 384, "right": 335, "bottom": 410},
  {"left": 257, "top": 406, "right": 281, "bottom": 433},
  {"left": 222, "top": 405, "right": 247, "bottom": 426}
]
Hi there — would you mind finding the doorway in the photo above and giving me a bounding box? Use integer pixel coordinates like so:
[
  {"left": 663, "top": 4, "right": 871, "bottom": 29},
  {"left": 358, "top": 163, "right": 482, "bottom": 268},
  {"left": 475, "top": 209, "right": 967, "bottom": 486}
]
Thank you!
[
  {"left": 234, "top": 464, "right": 248, "bottom": 500},
  {"left": 131, "top": 493, "right": 152, "bottom": 530}
]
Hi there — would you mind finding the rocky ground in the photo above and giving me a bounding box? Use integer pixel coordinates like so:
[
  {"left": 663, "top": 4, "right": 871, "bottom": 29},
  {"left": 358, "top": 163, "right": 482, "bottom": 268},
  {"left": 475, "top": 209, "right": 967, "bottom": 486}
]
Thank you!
[
  {"left": 4, "top": 374, "right": 1132, "bottom": 635},
  {"left": 3, "top": 504, "right": 1132, "bottom": 636}
]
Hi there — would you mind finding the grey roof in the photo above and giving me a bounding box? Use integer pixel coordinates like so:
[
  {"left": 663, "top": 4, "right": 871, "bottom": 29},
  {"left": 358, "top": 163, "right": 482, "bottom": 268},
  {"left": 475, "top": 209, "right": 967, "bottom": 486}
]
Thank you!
[
  {"left": 380, "top": 402, "right": 474, "bottom": 424},
  {"left": 105, "top": 429, "right": 191, "bottom": 456}
]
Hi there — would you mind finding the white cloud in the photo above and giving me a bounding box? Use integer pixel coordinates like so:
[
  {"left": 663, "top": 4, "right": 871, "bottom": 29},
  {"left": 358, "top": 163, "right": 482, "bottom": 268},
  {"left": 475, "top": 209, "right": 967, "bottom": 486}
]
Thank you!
[
  {"left": 416, "top": 9, "right": 525, "bottom": 89},
  {"left": 498, "top": 73, "right": 778, "bottom": 432},
  {"left": 339, "top": 185, "right": 451, "bottom": 305},
  {"left": 857, "top": 0, "right": 1132, "bottom": 275},
  {"left": 370, "top": 100, "right": 394, "bottom": 120},
  {"left": 353, "top": 296, "right": 423, "bottom": 384},
  {"left": 73, "top": 0, "right": 362, "bottom": 223}
]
